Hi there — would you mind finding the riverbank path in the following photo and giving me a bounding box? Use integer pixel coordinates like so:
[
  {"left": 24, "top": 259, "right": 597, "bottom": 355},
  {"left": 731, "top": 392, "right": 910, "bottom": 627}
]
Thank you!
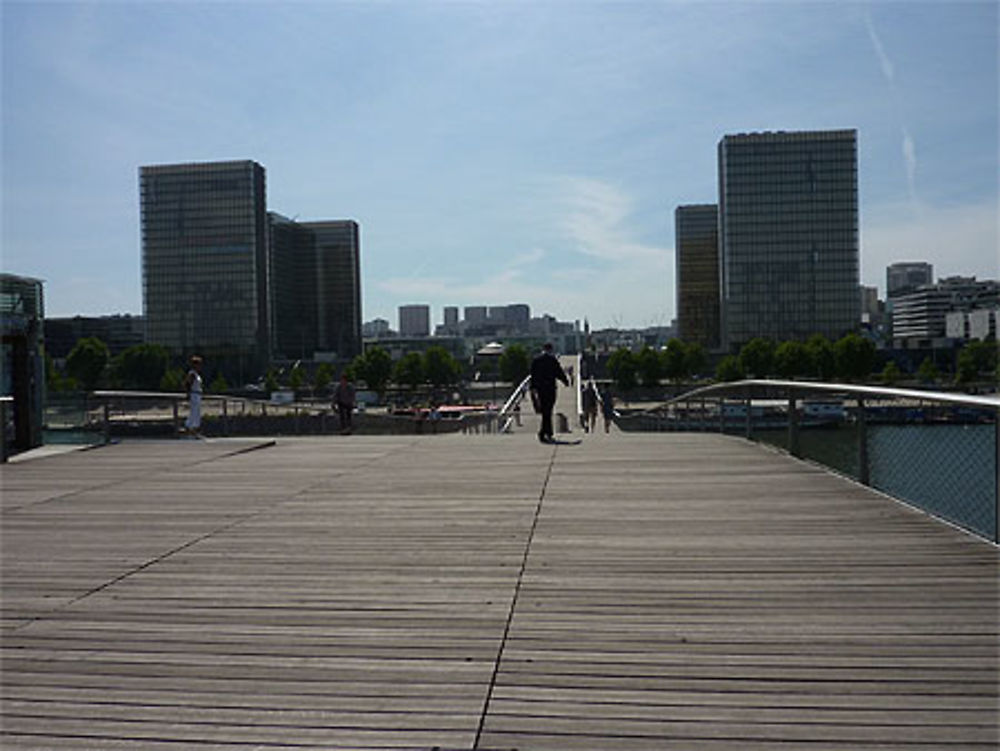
[{"left": 1, "top": 428, "right": 997, "bottom": 749}]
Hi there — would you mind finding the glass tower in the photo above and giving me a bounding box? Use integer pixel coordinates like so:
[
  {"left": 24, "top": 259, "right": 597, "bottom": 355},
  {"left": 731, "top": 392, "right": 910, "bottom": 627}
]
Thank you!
[
  {"left": 140, "top": 160, "right": 269, "bottom": 375},
  {"left": 301, "top": 220, "right": 362, "bottom": 360},
  {"left": 675, "top": 204, "right": 720, "bottom": 349},
  {"left": 718, "top": 130, "right": 859, "bottom": 351}
]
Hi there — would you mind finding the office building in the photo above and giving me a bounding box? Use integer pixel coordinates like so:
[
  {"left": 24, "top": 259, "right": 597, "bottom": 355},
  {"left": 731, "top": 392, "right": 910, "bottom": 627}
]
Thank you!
[
  {"left": 268, "top": 213, "right": 318, "bottom": 361},
  {"left": 718, "top": 130, "right": 859, "bottom": 350},
  {"left": 399, "top": 305, "right": 431, "bottom": 337},
  {"left": 675, "top": 204, "right": 721, "bottom": 349},
  {"left": 301, "top": 220, "right": 362, "bottom": 360},
  {"left": 892, "top": 276, "right": 999, "bottom": 346},
  {"left": 140, "top": 160, "right": 270, "bottom": 374},
  {"left": 887, "top": 262, "right": 934, "bottom": 298},
  {"left": 1, "top": 274, "right": 45, "bottom": 454}
]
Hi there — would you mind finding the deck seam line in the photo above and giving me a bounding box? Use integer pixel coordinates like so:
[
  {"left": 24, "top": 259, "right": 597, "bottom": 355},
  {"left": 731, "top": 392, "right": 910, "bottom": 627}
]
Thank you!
[{"left": 473, "top": 444, "right": 557, "bottom": 748}]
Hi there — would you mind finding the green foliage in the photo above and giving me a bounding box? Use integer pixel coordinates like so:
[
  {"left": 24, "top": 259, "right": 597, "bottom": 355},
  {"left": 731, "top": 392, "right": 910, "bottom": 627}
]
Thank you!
[
  {"left": 917, "top": 356, "right": 940, "bottom": 385},
  {"left": 45, "top": 350, "right": 74, "bottom": 392},
  {"left": 806, "top": 334, "right": 836, "bottom": 380},
  {"left": 288, "top": 364, "right": 305, "bottom": 390},
  {"left": 683, "top": 342, "right": 707, "bottom": 378},
  {"left": 636, "top": 346, "right": 662, "bottom": 387},
  {"left": 423, "top": 346, "right": 461, "bottom": 387},
  {"left": 773, "top": 340, "right": 810, "bottom": 379},
  {"left": 394, "top": 352, "right": 425, "bottom": 390},
  {"left": 880, "top": 360, "right": 902, "bottom": 386},
  {"left": 606, "top": 348, "right": 638, "bottom": 392},
  {"left": 65, "top": 337, "right": 110, "bottom": 392},
  {"left": 660, "top": 340, "right": 687, "bottom": 383},
  {"left": 209, "top": 373, "right": 229, "bottom": 393},
  {"left": 160, "top": 367, "right": 185, "bottom": 392},
  {"left": 833, "top": 333, "right": 876, "bottom": 381},
  {"left": 314, "top": 362, "right": 334, "bottom": 393},
  {"left": 114, "top": 343, "right": 170, "bottom": 390},
  {"left": 956, "top": 341, "right": 997, "bottom": 385},
  {"left": 715, "top": 354, "right": 745, "bottom": 382},
  {"left": 350, "top": 346, "right": 393, "bottom": 397},
  {"left": 499, "top": 343, "right": 530, "bottom": 384},
  {"left": 264, "top": 369, "right": 280, "bottom": 393},
  {"left": 738, "top": 338, "right": 774, "bottom": 378}
]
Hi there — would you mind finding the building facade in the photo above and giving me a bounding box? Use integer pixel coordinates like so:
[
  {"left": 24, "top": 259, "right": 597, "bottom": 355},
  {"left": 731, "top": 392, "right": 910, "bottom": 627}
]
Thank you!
[
  {"left": 718, "top": 130, "right": 859, "bottom": 351},
  {"left": 399, "top": 305, "right": 431, "bottom": 337},
  {"left": 892, "top": 277, "right": 999, "bottom": 346},
  {"left": 140, "top": 160, "right": 270, "bottom": 376},
  {"left": 1, "top": 274, "right": 45, "bottom": 454},
  {"left": 675, "top": 204, "right": 720, "bottom": 349},
  {"left": 302, "top": 220, "right": 362, "bottom": 361},
  {"left": 887, "top": 262, "right": 934, "bottom": 299}
]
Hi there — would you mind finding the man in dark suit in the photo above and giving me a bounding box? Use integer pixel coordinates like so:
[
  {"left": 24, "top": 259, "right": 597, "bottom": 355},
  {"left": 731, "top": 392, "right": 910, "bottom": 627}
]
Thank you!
[{"left": 530, "top": 342, "right": 570, "bottom": 444}]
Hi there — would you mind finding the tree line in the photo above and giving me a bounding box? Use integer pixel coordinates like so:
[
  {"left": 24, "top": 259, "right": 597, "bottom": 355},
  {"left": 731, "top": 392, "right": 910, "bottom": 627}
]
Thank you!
[{"left": 49, "top": 333, "right": 997, "bottom": 399}]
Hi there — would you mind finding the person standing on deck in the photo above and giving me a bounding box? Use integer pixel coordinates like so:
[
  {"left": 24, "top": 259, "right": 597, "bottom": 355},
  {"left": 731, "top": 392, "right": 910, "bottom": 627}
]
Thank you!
[
  {"left": 530, "top": 343, "right": 569, "bottom": 444},
  {"left": 333, "top": 373, "right": 356, "bottom": 435},
  {"left": 183, "top": 355, "right": 203, "bottom": 436}
]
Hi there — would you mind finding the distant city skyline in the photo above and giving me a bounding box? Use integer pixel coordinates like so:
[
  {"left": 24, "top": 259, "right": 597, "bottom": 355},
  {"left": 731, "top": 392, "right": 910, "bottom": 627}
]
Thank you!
[{"left": 3, "top": 2, "right": 997, "bottom": 327}]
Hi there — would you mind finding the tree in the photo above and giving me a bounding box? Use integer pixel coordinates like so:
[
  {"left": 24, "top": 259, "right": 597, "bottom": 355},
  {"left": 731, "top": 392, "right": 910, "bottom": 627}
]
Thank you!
[
  {"left": 683, "top": 342, "right": 707, "bottom": 379},
  {"left": 739, "top": 338, "right": 774, "bottom": 378},
  {"left": 661, "top": 339, "right": 687, "bottom": 383},
  {"left": 881, "top": 360, "right": 902, "bottom": 386},
  {"left": 160, "top": 367, "right": 185, "bottom": 392},
  {"left": 114, "top": 343, "right": 170, "bottom": 390},
  {"left": 394, "top": 352, "right": 424, "bottom": 392},
  {"left": 499, "top": 343, "right": 530, "bottom": 384},
  {"left": 956, "top": 341, "right": 997, "bottom": 385},
  {"left": 288, "top": 363, "right": 305, "bottom": 390},
  {"left": 209, "top": 373, "right": 229, "bottom": 393},
  {"left": 806, "top": 334, "right": 836, "bottom": 380},
  {"left": 423, "top": 346, "right": 461, "bottom": 387},
  {"left": 314, "top": 362, "right": 334, "bottom": 393},
  {"left": 65, "top": 337, "right": 110, "bottom": 392},
  {"left": 606, "top": 348, "right": 638, "bottom": 392},
  {"left": 917, "top": 356, "right": 940, "bottom": 385},
  {"left": 834, "top": 333, "right": 876, "bottom": 382},
  {"left": 636, "top": 346, "right": 662, "bottom": 387},
  {"left": 350, "top": 346, "right": 393, "bottom": 398},
  {"left": 773, "top": 340, "right": 810, "bottom": 379},
  {"left": 716, "top": 354, "right": 745, "bottom": 382}
]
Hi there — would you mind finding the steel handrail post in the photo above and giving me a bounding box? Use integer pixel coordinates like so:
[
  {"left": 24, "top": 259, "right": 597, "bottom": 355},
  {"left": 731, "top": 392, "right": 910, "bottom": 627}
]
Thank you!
[
  {"left": 857, "top": 397, "right": 870, "bottom": 486},
  {"left": 788, "top": 395, "right": 800, "bottom": 458},
  {"left": 745, "top": 391, "right": 752, "bottom": 439}
]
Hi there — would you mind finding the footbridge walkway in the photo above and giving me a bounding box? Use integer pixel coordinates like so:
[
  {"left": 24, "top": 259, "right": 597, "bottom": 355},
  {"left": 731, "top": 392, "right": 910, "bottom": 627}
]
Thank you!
[{"left": 1, "top": 407, "right": 997, "bottom": 748}]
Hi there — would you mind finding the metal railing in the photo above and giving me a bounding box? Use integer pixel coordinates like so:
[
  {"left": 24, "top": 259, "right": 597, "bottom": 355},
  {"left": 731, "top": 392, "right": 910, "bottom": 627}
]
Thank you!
[
  {"left": 85, "top": 391, "right": 497, "bottom": 439},
  {"left": 617, "top": 380, "right": 1000, "bottom": 544},
  {"left": 498, "top": 376, "right": 532, "bottom": 434}
]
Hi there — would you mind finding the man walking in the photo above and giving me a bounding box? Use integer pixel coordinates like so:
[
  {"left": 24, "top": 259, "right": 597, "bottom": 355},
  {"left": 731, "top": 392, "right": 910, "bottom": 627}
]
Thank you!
[{"left": 530, "top": 342, "right": 569, "bottom": 444}]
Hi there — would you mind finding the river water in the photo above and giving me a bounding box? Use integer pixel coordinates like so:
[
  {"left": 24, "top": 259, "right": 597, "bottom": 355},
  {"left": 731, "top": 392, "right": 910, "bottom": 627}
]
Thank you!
[{"left": 753, "top": 423, "right": 996, "bottom": 542}]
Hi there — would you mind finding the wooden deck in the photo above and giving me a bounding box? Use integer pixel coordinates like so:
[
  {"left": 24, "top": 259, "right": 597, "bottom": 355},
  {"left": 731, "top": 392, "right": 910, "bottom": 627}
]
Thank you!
[{"left": 1, "top": 426, "right": 997, "bottom": 749}]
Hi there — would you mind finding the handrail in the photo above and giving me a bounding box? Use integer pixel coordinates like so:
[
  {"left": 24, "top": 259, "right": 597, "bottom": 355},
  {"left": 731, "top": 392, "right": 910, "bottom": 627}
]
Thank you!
[
  {"left": 616, "top": 379, "right": 999, "bottom": 544},
  {"left": 648, "top": 379, "right": 999, "bottom": 412},
  {"left": 497, "top": 375, "right": 532, "bottom": 434}
]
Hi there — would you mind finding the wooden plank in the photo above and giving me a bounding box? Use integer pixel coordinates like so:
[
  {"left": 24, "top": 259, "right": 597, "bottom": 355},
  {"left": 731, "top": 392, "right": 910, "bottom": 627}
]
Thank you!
[{"left": 2, "top": 431, "right": 997, "bottom": 750}]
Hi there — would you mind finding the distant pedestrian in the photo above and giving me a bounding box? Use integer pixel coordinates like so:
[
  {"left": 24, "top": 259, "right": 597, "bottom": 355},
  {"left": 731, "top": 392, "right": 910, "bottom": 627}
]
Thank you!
[
  {"left": 333, "top": 373, "right": 356, "bottom": 434},
  {"left": 530, "top": 343, "right": 569, "bottom": 444},
  {"left": 600, "top": 386, "right": 616, "bottom": 434},
  {"left": 184, "top": 355, "right": 203, "bottom": 436},
  {"left": 581, "top": 379, "right": 599, "bottom": 433}
]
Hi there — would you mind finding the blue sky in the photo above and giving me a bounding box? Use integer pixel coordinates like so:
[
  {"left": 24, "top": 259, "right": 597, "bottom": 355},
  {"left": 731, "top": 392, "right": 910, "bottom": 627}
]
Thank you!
[{"left": 2, "top": 0, "right": 997, "bottom": 329}]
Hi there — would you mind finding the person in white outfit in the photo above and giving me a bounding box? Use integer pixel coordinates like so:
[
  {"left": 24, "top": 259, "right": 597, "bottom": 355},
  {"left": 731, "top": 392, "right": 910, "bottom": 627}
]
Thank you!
[{"left": 184, "top": 355, "right": 203, "bottom": 435}]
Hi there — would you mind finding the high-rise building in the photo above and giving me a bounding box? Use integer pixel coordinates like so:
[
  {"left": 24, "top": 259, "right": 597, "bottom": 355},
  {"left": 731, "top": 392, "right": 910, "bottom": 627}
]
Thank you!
[
  {"left": 887, "top": 262, "right": 934, "bottom": 298},
  {"left": 140, "top": 160, "right": 270, "bottom": 374},
  {"left": 675, "top": 204, "right": 720, "bottom": 349},
  {"left": 718, "top": 130, "right": 859, "bottom": 350},
  {"left": 399, "top": 305, "right": 431, "bottom": 337},
  {"left": 268, "top": 213, "right": 318, "bottom": 361},
  {"left": 443, "top": 307, "right": 459, "bottom": 329},
  {"left": 301, "top": 220, "right": 362, "bottom": 360}
]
